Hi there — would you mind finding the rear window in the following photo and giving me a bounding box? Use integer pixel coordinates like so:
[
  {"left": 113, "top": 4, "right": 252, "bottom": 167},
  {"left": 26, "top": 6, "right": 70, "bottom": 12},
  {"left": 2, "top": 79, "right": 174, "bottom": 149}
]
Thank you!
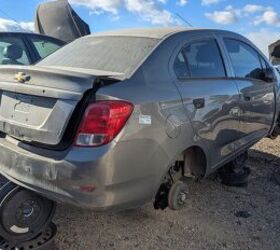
[
  {"left": 30, "top": 37, "right": 62, "bottom": 59},
  {"left": 38, "top": 36, "right": 160, "bottom": 75}
]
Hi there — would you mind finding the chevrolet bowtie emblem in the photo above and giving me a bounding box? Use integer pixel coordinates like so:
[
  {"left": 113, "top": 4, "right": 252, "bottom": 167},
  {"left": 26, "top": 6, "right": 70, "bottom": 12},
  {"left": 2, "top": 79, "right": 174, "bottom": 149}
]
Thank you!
[{"left": 14, "top": 72, "right": 31, "bottom": 83}]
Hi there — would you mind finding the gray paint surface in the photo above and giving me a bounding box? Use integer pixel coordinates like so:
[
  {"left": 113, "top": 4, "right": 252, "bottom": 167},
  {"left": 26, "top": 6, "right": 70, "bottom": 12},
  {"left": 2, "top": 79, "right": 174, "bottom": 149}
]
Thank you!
[{"left": 0, "top": 28, "right": 278, "bottom": 210}]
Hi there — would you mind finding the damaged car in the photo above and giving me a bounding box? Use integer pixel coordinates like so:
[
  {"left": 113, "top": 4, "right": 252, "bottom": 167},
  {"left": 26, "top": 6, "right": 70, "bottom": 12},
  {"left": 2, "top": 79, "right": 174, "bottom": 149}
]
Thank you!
[{"left": 0, "top": 28, "right": 279, "bottom": 242}]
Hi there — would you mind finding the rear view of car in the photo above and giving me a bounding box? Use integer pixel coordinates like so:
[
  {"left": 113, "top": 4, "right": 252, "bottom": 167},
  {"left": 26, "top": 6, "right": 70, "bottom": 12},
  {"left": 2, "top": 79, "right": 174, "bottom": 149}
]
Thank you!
[
  {"left": 0, "top": 28, "right": 277, "bottom": 213},
  {"left": 0, "top": 31, "right": 166, "bottom": 210}
]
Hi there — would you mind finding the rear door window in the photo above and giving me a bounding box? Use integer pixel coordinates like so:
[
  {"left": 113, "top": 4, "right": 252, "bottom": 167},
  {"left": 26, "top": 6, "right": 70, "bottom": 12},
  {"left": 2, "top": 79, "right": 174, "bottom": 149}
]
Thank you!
[
  {"left": 29, "top": 37, "right": 62, "bottom": 59},
  {"left": 174, "top": 51, "right": 189, "bottom": 78},
  {"left": 182, "top": 39, "right": 226, "bottom": 78},
  {"left": 224, "top": 39, "right": 263, "bottom": 81},
  {"left": 0, "top": 36, "right": 30, "bottom": 65}
]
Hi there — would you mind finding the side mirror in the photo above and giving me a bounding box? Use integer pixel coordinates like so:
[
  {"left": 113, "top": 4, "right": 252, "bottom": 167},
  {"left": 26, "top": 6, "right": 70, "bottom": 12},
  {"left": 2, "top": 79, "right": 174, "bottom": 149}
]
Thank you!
[{"left": 263, "top": 68, "right": 276, "bottom": 82}]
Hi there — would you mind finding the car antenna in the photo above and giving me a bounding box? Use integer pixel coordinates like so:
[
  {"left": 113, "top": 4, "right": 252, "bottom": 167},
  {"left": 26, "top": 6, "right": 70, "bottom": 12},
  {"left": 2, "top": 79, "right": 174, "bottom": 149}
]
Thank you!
[
  {"left": 175, "top": 13, "right": 193, "bottom": 27},
  {"left": 0, "top": 8, "right": 19, "bottom": 23}
]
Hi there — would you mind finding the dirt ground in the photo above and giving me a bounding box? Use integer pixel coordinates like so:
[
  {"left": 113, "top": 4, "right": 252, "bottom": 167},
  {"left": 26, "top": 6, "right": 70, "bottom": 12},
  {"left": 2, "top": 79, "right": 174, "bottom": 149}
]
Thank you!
[{"left": 54, "top": 137, "right": 280, "bottom": 250}]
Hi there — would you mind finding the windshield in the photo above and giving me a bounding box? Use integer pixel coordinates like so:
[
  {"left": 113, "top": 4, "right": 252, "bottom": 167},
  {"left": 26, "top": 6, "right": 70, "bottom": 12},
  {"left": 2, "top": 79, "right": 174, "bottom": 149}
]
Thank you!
[{"left": 38, "top": 36, "right": 160, "bottom": 76}]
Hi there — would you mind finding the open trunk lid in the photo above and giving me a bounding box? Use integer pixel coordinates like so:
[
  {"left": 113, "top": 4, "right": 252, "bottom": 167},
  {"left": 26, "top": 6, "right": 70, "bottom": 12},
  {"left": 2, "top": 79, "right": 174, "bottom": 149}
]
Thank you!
[{"left": 0, "top": 65, "right": 122, "bottom": 145}]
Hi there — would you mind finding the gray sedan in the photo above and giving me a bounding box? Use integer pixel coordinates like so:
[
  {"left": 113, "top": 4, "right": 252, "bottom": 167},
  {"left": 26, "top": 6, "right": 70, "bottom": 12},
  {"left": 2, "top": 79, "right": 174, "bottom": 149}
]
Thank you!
[{"left": 0, "top": 28, "right": 278, "bottom": 212}]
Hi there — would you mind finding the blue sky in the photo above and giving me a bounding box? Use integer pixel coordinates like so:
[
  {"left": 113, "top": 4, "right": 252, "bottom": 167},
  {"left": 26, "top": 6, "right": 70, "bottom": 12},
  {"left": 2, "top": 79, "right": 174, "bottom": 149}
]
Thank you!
[{"left": 0, "top": 0, "right": 279, "bottom": 55}]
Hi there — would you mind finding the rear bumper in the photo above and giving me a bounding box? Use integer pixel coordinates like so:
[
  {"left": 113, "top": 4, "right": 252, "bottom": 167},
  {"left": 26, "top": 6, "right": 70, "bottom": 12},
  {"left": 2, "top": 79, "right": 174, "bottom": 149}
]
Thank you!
[{"left": 0, "top": 136, "right": 159, "bottom": 210}]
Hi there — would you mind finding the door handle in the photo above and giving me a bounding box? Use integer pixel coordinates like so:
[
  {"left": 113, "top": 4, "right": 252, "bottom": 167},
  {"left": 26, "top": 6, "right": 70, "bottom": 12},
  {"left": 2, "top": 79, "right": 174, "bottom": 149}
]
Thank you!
[{"left": 193, "top": 98, "right": 205, "bottom": 109}]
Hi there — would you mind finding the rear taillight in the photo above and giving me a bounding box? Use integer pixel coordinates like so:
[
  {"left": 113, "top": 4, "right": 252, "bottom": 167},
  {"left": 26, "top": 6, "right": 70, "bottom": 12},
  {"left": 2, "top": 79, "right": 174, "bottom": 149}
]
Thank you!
[{"left": 75, "top": 100, "right": 134, "bottom": 147}]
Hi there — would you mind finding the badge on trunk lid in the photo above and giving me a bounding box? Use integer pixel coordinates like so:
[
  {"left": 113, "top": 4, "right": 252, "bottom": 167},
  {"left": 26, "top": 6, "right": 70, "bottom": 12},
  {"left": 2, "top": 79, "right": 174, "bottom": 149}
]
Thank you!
[{"left": 14, "top": 72, "right": 31, "bottom": 83}]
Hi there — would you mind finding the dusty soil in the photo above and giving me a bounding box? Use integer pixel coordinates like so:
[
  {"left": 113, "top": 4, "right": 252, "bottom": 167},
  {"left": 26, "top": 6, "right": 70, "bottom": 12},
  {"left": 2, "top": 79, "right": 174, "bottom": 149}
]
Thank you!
[{"left": 54, "top": 138, "right": 280, "bottom": 250}]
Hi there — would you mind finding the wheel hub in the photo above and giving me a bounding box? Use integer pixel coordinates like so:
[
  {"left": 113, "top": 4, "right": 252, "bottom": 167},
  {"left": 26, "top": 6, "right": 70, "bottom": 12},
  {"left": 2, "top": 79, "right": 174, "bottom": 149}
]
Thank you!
[
  {"left": 168, "top": 180, "right": 189, "bottom": 210},
  {"left": 178, "top": 191, "right": 187, "bottom": 204},
  {"left": 16, "top": 200, "right": 41, "bottom": 224}
]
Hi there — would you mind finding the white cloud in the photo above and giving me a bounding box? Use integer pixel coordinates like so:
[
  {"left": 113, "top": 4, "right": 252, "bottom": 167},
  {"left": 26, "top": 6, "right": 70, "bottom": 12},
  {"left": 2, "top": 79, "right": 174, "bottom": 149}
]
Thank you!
[
  {"left": 205, "top": 9, "right": 238, "bottom": 24},
  {"left": 0, "top": 18, "right": 34, "bottom": 32},
  {"left": 254, "top": 10, "right": 280, "bottom": 27},
  {"left": 246, "top": 29, "right": 280, "bottom": 56},
  {"left": 202, "top": 0, "right": 223, "bottom": 6},
  {"left": 177, "top": 0, "right": 188, "bottom": 6},
  {"left": 19, "top": 22, "right": 35, "bottom": 32},
  {"left": 205, "top": 4, "right": 280, "bottom": 27},
  {"left": 125, "top": 0, "right": 177, "bottom": 25},
  {"left": 69, "top": 0, "right": 121, "bottom": 15},
  {"left": 242, "top": 4, "right": 267, "bottom": 14},
  {"left": 70, "top": 0, "right": 179, "bottom": 26}
]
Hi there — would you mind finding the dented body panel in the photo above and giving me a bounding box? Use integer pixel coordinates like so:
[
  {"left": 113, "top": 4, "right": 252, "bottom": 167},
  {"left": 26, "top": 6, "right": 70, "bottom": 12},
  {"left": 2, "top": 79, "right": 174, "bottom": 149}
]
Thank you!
[{"left": 0, "top": 28, "right": 278, "bottom": 210}]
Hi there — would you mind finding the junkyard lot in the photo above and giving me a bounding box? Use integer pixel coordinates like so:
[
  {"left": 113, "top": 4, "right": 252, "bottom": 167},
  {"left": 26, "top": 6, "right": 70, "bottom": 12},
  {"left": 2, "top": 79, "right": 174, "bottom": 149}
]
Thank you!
[{"left": 54, "top": 138, "right": 280, "bottom": 250}]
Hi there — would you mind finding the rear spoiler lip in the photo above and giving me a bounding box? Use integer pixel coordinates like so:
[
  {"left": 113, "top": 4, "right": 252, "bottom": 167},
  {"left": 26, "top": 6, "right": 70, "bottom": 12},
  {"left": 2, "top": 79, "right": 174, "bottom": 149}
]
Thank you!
[
  {"left": 0, "top": 65, "right": 125, "bottom": 80},
  {"left": 44, "top": 66, "right": 127, "bottom": 81},
  {"left": 0, "top": 65, "right": 125, "bottom": 100}
]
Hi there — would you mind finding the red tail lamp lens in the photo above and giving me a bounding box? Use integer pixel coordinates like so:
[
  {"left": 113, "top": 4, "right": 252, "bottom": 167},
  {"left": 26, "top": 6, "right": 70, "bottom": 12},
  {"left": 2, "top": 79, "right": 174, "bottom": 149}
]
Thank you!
[{"left": 75, "top": 101, "right": 134, "bottom": 147}]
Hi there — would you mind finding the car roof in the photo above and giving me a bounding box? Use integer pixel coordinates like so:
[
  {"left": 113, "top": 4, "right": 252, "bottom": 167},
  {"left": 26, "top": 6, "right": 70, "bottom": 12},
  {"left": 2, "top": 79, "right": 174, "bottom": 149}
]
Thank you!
[{"left": 89, "top": 27, "right": 231, "bottom": 40}]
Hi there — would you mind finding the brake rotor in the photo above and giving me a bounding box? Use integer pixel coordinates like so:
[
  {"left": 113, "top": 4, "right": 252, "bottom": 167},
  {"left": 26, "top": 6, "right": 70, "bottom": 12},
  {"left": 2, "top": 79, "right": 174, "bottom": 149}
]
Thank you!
[
  {"left": 0, "top": 188, "right": 56, "bottom": 243},
  {"left": 168, "top": 180, "right": 189, "bottom": 211},
  {"left": 0, "top": 222, "right": 57, "bottom": 250}
]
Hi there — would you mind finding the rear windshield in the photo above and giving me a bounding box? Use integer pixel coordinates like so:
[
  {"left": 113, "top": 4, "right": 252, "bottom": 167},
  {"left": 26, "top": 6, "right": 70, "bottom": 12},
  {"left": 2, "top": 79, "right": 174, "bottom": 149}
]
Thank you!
[{"left": 38, "top": 36, "right": 160, "bottom": 75}]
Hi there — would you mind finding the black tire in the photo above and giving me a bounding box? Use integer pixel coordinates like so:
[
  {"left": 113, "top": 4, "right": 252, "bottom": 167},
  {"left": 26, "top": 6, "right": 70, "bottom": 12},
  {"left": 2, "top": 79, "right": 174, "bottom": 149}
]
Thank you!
[
  {"left": 0, "top": 222, "right": 57, "bottom": 250},
  {"left": 219, "top": 152, "right": 250, "bottom": 187},
  {"left": 168, "top": 181, "right": 189, "bottom": 210},
  {"left": 274, "top": 171, "right": 280, "bottom": 185},
  {"left": 219, "top": 166, "right": 250, "bottom": 187},
  {"left": 0, "top": 187, "right": 56, "bottom": 243}
]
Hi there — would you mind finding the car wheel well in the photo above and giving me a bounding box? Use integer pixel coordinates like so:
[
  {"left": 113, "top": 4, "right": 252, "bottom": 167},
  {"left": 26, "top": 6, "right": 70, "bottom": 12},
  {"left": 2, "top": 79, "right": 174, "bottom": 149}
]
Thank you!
[
  {"left": 181, "top": 146, "right": 207, "bottom": 179},
  {"left": 153, "top": 146, "right": 207, "bottom": 210}
]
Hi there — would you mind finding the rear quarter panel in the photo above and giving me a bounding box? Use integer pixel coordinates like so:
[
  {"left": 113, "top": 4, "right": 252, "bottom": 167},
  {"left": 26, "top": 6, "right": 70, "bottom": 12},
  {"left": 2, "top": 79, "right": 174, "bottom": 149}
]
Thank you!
[{"left": 95, "top": 35, "right": 202, "bottom": 195}]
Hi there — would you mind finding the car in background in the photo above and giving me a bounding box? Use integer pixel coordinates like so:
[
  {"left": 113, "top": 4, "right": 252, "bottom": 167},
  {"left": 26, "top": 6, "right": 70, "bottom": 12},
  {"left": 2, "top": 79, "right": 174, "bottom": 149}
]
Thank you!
[{"left": 0, "top": 32, "right": 65, "bottom": 65}]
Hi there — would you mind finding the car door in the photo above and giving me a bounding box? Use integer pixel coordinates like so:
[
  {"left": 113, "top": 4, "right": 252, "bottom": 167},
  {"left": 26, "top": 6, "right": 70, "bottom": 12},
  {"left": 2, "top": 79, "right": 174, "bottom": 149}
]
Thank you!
[
  {"left": 25, "top": 35, "right": 65, "bottom": 63},
  {"left": 0, "top": 34, "right": 31, "bottom": 65},
  {"left": 171, "top": 35, "right": 240, "bottom": 168},
  {"left": 223, "top": 38, "right": 276, "bottom": 147}
]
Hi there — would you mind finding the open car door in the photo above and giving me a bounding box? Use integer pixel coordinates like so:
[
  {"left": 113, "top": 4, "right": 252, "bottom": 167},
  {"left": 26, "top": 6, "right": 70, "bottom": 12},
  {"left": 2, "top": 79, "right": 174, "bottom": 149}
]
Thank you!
[{"left": 35, "top": 0, "right": 90, "bottom": 43}]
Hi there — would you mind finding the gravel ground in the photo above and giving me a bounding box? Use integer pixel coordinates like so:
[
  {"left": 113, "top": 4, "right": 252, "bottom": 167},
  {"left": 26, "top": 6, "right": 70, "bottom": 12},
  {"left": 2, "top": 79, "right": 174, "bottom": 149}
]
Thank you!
[{"left": 54, "top": 138, "right": 280, "bottom": 250}]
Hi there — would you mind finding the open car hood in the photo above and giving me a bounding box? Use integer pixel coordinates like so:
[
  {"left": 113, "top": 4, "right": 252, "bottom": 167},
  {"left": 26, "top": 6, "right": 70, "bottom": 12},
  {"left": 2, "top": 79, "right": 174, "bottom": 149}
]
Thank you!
[{"left": 35, "top": 0, "right": 91, "bottom": 43}]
